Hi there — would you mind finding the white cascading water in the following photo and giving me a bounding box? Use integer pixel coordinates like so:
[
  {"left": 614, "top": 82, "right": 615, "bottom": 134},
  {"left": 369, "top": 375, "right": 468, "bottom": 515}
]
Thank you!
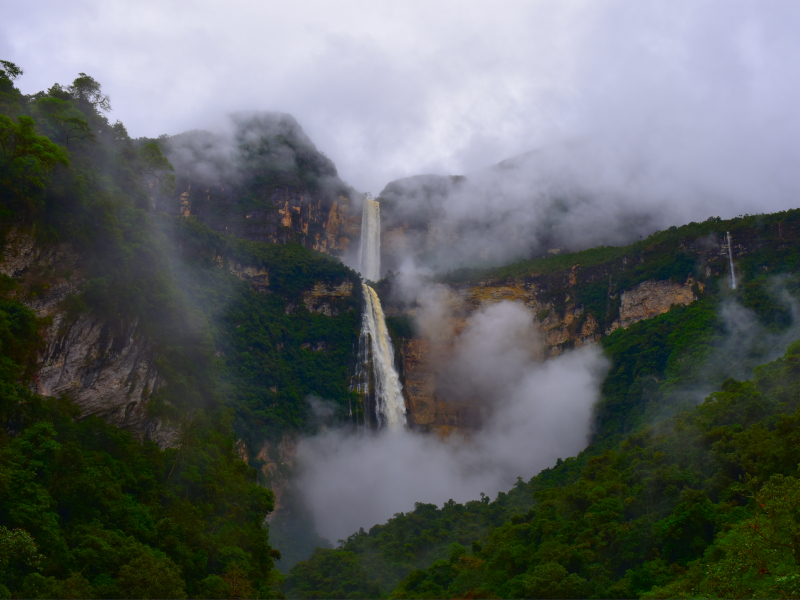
[
  {"left": 355, "top": 284, "right": 407, "bottom": 428},
  {"left": 351, "top": 197, "right": 407, "bottom": 429},
  {"left": 358, "top": 198, "right": 381, "bottom": 282},
  {"left": 726, "top": 231, "right": 737, "bottom": 290}
]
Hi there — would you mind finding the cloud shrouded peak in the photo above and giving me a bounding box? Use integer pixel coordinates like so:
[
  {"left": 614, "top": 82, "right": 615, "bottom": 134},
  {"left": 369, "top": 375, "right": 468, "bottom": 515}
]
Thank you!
[{"left": 2, "top": 0, "right": 798, "bottom": 213}]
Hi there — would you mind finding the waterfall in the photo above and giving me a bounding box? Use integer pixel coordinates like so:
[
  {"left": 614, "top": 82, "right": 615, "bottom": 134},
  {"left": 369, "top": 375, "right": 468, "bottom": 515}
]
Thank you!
[
  {"left": 726, "top": 231, "right": 737, "bottom": 290},
  {"left": 351, "top": 196, "right": 406, "bottom": 428},
  {"left": 352, "top": 284, "right": 407, "bottom": 429},
  {"left": 358, "top": 198, "right": 381, "bottom": 281}
]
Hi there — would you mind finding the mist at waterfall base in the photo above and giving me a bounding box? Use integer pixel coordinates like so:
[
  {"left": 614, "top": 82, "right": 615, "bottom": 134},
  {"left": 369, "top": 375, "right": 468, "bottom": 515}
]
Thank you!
[{"left": 296, "top": 301, "right": 609, "bottom": 543}]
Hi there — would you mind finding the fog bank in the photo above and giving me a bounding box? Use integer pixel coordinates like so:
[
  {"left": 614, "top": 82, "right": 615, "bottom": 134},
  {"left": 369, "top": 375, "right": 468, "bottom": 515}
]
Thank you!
[{"left": 296, "top": 302, "right": 609, "bottom": 542}]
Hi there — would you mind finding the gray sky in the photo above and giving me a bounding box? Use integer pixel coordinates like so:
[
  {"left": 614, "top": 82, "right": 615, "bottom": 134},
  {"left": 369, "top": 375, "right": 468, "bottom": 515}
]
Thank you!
[{"left": 3, "top": 1, "right": 799, "bottom": 203}]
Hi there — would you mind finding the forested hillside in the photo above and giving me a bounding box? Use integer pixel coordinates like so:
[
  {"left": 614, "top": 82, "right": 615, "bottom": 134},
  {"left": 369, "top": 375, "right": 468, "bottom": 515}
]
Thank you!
[
  {"left": 287, "top": 231, "right": 800, "bottom": 597},
  {"left": 0, "top": 62, "right": 363, "bottom": 597},
  {"left": 5, "top": 56, "right": 800, "bottom": 600}
]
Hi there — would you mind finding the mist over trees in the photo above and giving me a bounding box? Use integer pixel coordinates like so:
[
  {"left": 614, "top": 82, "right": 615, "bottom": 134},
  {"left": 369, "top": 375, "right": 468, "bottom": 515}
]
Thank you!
[{"left": 4, "top": 53, "right": 800, "bottom": 600}]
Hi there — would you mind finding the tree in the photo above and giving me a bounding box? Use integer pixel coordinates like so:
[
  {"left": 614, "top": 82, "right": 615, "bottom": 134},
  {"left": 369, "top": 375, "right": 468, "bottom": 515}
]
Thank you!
[
  {"left": 111, "top": 120, "right": 131, "bottom": 145},
  {"left": 35, "top": 96, "right": 94, "bottom": 147},
  {"left": 221, "top": 563, "right": 254, "bottom": 599},
  {"left": 68, "top": 72, "right": 111, "bottom": 113},
  {"left": 139, "top": 142, "right": 175, "bottom": 195},
  {"left": 0, "top": 60, "right": 23, "bottom": 82},
  {"left": 648, "top": 475, "right": 800, "bottom": 599},
  {"left": 746, "top": 474, "right": 800, "bottom": 567},
  {"left": 0, "top": 526, "right": 42, "bottom": 594},
  {"left": 116, "top": 551, "right": 187, "bottom": 599},
  {"left": 0, "top": 60, "right": 24, "bottom": 113},
  {"left": 518, "top": 563, "right": 589, "bottom": 599},
  {"left": 0, "top": 115, "right": 69, "bottom": 214}
]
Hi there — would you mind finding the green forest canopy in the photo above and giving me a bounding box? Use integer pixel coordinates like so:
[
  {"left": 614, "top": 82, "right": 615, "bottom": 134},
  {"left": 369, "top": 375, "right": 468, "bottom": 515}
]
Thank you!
[
  {"left": 0, "top": 62, "right": 364, "bottom": 598},
  {"left": 5, "top": 60, "right": 800, "bottom": 599}
]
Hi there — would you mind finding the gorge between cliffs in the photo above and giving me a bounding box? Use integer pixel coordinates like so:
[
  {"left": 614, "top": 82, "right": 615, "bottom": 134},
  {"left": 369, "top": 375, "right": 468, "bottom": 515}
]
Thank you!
[
  {"left": 292, "top": 196, "right": 612, "bottom": 542},
  {"left": 4, "top": 57, "right": 800, "bottom": 599}
]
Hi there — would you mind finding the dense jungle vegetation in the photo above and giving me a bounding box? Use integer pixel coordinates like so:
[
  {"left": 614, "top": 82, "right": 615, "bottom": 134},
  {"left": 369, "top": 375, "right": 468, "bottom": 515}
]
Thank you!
[
  {"left": 441, "top": 208, "right": 800, "bottom": 287},
  {"left": 286, "top": 272, "right": 800, "bottom": 598},
  {"left": 286, "top": 198, "right": 800, "bottom": 596},
  {"left": 6, "top": 57, "right": 800, "bottom": 599},
  {"left": 0, "top": 61, "right": 363, "bottom": 597}
]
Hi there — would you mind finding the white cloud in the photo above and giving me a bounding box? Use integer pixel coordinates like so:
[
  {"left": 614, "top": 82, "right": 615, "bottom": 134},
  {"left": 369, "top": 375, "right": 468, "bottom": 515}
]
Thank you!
[
  {"left": 2, "top": 1, "right": 799, "bottom": 217},
  {"left": 296, "top": 301, "right": 609, "bottom": 542}
]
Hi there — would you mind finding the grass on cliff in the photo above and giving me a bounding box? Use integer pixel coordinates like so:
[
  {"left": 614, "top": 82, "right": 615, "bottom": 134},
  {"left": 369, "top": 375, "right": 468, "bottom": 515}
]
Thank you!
[{"left": 440, "top": 210, "right": 800, "bottom": 285}]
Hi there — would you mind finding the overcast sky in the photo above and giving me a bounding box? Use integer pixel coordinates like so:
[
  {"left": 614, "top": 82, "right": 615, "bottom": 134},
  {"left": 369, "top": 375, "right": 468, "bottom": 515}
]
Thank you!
[{"left": 3, "top": 1, "right": 799, "bottom": 201}]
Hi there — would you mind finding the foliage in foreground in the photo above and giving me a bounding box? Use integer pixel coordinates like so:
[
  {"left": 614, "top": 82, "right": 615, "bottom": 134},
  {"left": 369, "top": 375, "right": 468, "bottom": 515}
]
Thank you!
[
  {"left": 0, "top": 61, "right": 369, "bottom": 595},
  {"left": 0, "top": 296, "right": 279, "bottom": 598}
]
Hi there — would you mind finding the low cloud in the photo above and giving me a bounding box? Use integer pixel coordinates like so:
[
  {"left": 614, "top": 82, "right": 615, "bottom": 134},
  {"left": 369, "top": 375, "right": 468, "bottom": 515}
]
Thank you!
[
  {"left": 689, "top": 278, "right": 800, "bottom": 401},
  {"left": 296, "top": 301, "right": 609, "bottom": 542}
]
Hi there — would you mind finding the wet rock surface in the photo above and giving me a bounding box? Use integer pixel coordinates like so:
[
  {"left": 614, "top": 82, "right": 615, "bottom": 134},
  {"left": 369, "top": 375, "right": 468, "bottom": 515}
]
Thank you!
[{"left": 0, "top": 228, "right": 178, "bottom": 447}]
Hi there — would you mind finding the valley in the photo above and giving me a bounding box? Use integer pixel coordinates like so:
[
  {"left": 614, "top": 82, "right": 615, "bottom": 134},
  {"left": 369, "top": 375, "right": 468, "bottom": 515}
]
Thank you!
[{"left": 2, "top": 63, "right": 800, "bottom": 598}]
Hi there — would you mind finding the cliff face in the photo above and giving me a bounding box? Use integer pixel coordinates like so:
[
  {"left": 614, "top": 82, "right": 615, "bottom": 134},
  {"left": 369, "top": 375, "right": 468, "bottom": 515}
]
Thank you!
[
  {"left": 453, "top": 277, "right": 699, "bottom": 356},
  {"left": 395, "top": 219, "right": 799, "bottom": 433},
  {"left": 398, "top": 277, "right": 695, "bottom": 433},
  {"left": 37, "top": 316, "right": 168, "bottom": 444},
  {"left": 0, "top": 228, "right": 178, "bottom": 448},
  {"left": 609, "top": 279, "right": 699, "bottom": 332},
  {"left": 301, "top": 280, "right": 355, "bottom": 316},
  {"left": 401, "top": 337, "right": 483, "bottom": 435},
  {"left": 163, "top": 114, "right": 362, "bottom": 261},
  {"left": 170, "top": 183, "right": 361, "bottom": 260}
]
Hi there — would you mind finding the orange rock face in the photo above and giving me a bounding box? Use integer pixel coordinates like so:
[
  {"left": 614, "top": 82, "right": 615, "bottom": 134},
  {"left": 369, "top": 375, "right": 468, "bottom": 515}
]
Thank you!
[
  {"left": 607, "top": 279, "right": 699, "bottom": 332},
  {"left": 396, "top": 274, "right": 699, "bottom": 433}
]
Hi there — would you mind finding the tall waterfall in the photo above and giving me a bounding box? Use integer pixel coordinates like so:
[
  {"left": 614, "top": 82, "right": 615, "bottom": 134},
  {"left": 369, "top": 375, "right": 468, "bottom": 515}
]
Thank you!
[
  {"left": 358, "top": 198, "right": 381, "bottom": 282},
  {"left": 352, "top": 196, "right": 406, "bottom": 429},
  {"left": 726, "top": 231, "right": 737, "bottom": 290},
  {"left": 352, "top": 284, "right": 407, "bottom": 428}
]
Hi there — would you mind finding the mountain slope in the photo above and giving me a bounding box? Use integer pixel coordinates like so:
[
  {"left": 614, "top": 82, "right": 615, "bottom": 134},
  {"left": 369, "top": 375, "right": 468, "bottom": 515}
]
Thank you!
[
  {"left": 286, "top": 215, "right": 800, "bottom": 598},
  {"left": 162, "top": 114, "right": 363, "bottom": 262},
  {"left": 0, "top": 63, "right": 365, "bottom": 596}
]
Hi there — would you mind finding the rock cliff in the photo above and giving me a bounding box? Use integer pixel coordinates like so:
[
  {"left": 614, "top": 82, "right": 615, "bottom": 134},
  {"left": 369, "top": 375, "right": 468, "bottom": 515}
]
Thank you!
[
  {"left": 301, "top": 280, "right": 355, "bottom": 316},
  {"left": 171, "top": 183, "right": 361, "bottom": 260},
  {"left": 162, "top": 114, "right": 362, "bottom": 261},
  {"left": 397, "top": 276, "right": 697, "bottom": 433},
  {"left": 254, "top": 434, "right": 298, "bottom": 520},
  {"left": 0, "top": 228, "right": 178, "bottom": 447},
  {"left": 392, "top": 217, "right": 800, "bottom": 433}
]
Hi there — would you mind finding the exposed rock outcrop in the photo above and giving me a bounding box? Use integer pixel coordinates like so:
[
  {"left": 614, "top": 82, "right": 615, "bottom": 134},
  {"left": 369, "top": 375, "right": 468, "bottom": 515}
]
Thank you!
[
  {"left": 608, "top": 278, "right": 699, "bottom": 332},
  {"left": 36, "top": 315, "right": 175, "bottom": 447},
  {"left": 397, "top": 275, "right": 690, "bottom": 434},
  {"left": 301, "top": 280, "right": 354, "bottom": 316},
  {"left": 255, "top": 435, "right": 297, "bottom": 520},
  {"left": 162, "top": 115, "right": 363, "bottom": 261},
  {"left": 171, "top": 185, "right": 361, "bottom": 260},
  {"left": 216, "top": 256, "right": 270, "bottom": 292},
  {"left": 400, "top": 338, "right": 481, "bottom": 435},
  {"left": 0, "top": 228, "right": 177, "bottom": 447}
]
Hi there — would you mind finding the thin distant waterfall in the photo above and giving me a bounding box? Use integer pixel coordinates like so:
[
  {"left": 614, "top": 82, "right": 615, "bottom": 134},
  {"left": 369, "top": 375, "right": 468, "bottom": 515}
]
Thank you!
[
  {"left": 358, "top": 198, "right": 381, "bottom": 281},
  {"left": 726, "top": 231, "right": 737, "bottom": 290}
]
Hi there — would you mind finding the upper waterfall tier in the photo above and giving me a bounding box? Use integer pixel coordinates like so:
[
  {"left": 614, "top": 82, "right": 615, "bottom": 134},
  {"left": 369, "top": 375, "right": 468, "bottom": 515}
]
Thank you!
[{"left": 358, "top": 198, "right": 381, "bottom": 281}]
